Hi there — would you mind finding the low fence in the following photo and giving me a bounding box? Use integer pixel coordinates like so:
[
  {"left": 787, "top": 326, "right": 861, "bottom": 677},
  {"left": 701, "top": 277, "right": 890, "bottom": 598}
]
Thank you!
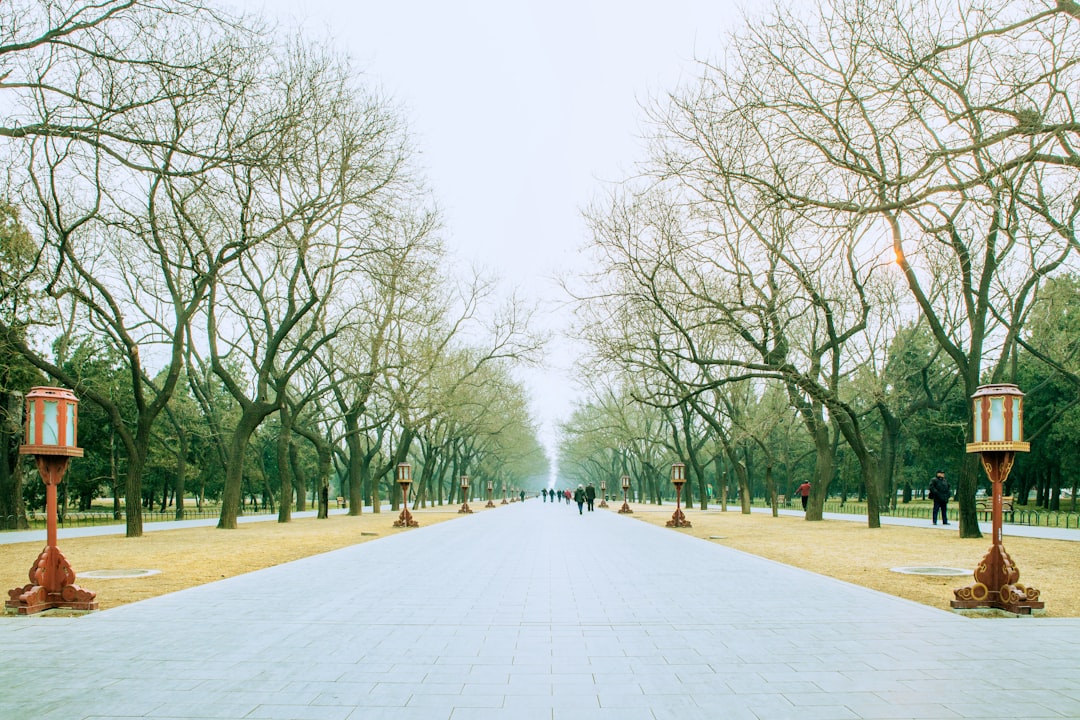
[
  {"left": 750, "top": 499, "right": 1080, "bottom": 529},
  {"left": 3, "top": 507, "right": 277, "bottom": 531}
]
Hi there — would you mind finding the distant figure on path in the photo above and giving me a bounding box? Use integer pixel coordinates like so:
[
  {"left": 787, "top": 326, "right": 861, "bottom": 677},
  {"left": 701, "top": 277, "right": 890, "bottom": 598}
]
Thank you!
[
  {"left": 929, "top": 470, "right": 951, "bottom": 526},
  {"left": 520, "top": 490, "right": 525, "bottom": 502},
  {"left": 796, "top": 481, "right": 811, "bottom": 511},
  {"left": 585, "top": 483, "right": 596, "bottom": 512},
  {"left": 564, "top": 489, "right": 572, "bottom": 504},
  {"left": 542, "top": 488, "right": 548, "bottom": 502},
  {"left": 574, "top": 485, "right": 586, "bottom": 514}
]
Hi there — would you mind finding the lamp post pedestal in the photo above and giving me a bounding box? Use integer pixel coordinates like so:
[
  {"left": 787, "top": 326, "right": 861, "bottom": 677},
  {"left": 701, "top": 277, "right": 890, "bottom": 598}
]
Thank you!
[
  {"left": 485, "top": 485, "right": 495, "bottom": 508},
  {"left": 6, "top": 456, "right": 97, "bottom": 614},
  {"left": 392, "top": 481, "right": 419, "bottom": 528},
  {"left": 666, "top": 463, "right": 691, "bottom": 528},
  {"left": 599, "top": 483, "right": 608, "bottom": 509},
  {"left": 618, "top": 478, "right": 633, "bottom": 514},
  {"left": 951, "top": 451, "right": 1042, "bottom": 614},
  {"left": 458, "top": 477, "right": 473, "bottom": 514},
  {"left": 666, "top": 481, "right": 691, "bottom": 528}
]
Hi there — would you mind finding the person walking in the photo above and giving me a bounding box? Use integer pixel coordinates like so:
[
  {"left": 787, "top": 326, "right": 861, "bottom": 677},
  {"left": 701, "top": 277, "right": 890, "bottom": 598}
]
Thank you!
[
  {"left": 574, "top": 485, "right": 587, "bottom": 515},
  {"left": 929, "top": 470, "right": 951, "bottom": 525},
  {"left": 796, "top": 481, "right": 811, "bottom": 511},
  {"left": 585, "top": 483, "right": 596, "bottom": 512},
  {"left": 542, "top": 488, "right": 548, "bottom": 503}
]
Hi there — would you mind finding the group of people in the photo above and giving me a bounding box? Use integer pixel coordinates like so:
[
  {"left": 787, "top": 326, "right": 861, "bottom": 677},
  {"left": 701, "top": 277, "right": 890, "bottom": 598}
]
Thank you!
[
  {"left": 793, "top": 470, "right": 954, "bottom": 526},
  {"left": 541, "top": 485, "right": 597, "bottom": 514}
]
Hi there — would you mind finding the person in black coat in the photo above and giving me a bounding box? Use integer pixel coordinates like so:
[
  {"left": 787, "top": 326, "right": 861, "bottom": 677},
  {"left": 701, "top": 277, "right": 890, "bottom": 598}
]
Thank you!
[
  {"left": 929, "top": 470, "right": 951, "bottom": 526},
  {"left": 574, "top": 485, "right": 586, "bottom": 514},
  {"left": 585, "top": 483, "right": 596, "bottom": 511}
]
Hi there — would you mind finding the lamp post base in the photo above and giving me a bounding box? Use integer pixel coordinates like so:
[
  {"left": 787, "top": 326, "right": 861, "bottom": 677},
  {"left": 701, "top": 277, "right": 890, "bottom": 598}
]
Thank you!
[
  {"left": 458, "top": 502, "right": 473, "bottom": 514},
  {"left": 951, "top": 543, "right": 1043, "bottom": 614},
  {"left": 666, "top": 508, "right": 692, "bottom": 528},
  {"left": 392, "top": 508, "right": 419, "bottom": 528},
  {"left": 599, "top": 499, "right": 608, "bottom": 508},
  {"left": 6, "top": 546, "right": 98, "bottom": 615}
]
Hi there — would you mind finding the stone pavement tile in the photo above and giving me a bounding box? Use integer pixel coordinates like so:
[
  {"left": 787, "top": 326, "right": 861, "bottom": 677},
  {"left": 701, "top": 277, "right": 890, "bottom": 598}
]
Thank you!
[
  {"left": 812, "top": 670, "right": 933, "bottom": 693},
  {"left": 465, "top": 680, "right": 550, "bottom": 696},
  {"left": 841, "top": 703, "right": 961, "bottom": 719},
  {"left": 787, "top": 691, "right": 890, "bottom": 708},
  {"left": 1035, "top": 695, "right": 1080, "bottom": 716},
  {"left": 681, "top": 697, "right": 760, "bottom": 720},
  {"left": 942, "top": 701, "right": 1069, "bottom": 718},
  {"left": 508, "top": 662, "right": 552, "bottom": 674},
  {"left": 753, "top": 703, "right": 861, "bottom": 720},
  {"left": 153, "top": 703, "right": 283, "bottom": 719},
  {"left": 407, "top": 693, "right": 503, "bottom": 708},
  {"left": 306, "top": 684, "right": 381, "bottom": 704},
  {"left": 503, "top": 694, "right": 599, "bottom": 710},
  {"left": 450, "top": 709, "right": 550, "bottom": 720},
  {"left": 554, "top": 709, "right": 653, "bottom": 720},
  {"left": 346, "top": 708, "right": 451, "bottom": 720}
]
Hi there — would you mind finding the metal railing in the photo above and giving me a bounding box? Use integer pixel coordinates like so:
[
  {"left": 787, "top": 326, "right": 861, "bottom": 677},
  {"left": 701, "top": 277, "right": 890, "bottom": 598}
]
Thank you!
[
  {"left": 747, "top": 499, "right": 1080, "bottom": 529},
  {"left": 2, "top": 507, "right": 277, "bottom": 531}
]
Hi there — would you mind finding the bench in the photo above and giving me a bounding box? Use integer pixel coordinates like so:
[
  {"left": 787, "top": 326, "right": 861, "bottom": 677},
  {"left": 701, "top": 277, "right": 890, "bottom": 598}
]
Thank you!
[{"left": 976, "top": 495, "right": 1013, "bottom": 520}]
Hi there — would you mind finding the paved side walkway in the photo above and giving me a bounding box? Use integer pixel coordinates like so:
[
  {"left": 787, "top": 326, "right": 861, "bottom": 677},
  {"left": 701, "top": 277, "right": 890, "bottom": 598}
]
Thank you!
[{"left": 2, "top": 500, "right": 1078, "bottom": 720}]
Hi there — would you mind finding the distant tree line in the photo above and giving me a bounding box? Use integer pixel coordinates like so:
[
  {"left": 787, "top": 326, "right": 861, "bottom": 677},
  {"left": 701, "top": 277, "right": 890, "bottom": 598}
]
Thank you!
[{"left": 562, "top": 0, "right": 1080, "bottom": 538}]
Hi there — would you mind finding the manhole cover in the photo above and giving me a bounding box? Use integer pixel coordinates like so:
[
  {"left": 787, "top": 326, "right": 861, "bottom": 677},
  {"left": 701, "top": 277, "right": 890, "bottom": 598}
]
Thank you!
[
  {"left": 890, "top": 566, "right": 970, "bottom": 576},
  {"left": 80, "top": 569, "right": 161, "bottom": 579}
]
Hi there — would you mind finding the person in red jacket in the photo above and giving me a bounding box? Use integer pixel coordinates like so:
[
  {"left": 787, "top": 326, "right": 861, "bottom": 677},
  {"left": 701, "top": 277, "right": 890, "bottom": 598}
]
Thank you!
[{"left": 796, "top": 481, "right": 811, "bottom": 511}]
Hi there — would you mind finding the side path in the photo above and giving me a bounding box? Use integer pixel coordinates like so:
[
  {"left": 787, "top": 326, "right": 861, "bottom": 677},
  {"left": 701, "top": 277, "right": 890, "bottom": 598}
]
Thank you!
[
  {"left": 0, "top": 508, "right": 352, "bottom": 545},
  {"left": 1, "top": 501, "right": 1078, "bottom": 720}
]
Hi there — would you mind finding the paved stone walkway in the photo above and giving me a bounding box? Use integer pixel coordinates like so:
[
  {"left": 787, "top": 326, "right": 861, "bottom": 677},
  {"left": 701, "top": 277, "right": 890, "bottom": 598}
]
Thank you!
[{"left": 2, "top": 500, "right": 1079, "bottom": 719}]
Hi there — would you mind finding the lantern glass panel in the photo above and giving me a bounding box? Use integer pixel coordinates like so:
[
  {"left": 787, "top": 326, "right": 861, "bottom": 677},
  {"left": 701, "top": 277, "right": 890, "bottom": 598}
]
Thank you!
[
  {"left": 42, "top": 400, "right": 60, "bottom": 445},
  {"left": 67, "top": 405, "right": 76, "bottom": 447},
  {"left": 989, "top": 397, "right": 1005, "bottom": 442},
  {"left": 972, "top": 400, "right": 982, "bottom": 441},
  {"left": 1012, "top": 400, "right": 1022, "bottom": 442}
]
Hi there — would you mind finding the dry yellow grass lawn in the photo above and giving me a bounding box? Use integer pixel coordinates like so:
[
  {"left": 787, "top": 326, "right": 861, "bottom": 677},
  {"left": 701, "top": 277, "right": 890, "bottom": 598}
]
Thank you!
[
  {"left": 2, "top": 502, "right": 1077, "bottom": 617},
  {"left": 627, "top": 503, "right": 1080, "bottom": 617},
  {"left": 1, "top": 506, "right": 471, "bottom": 611}
]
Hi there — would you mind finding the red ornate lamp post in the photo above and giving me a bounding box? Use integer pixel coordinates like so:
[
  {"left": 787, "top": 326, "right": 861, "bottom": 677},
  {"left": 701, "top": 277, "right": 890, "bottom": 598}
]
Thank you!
[
  {"left": 951, "top": 384, "right": 1043, "bottom": 614},
  {"left": 599, "top": 479, "right": 608, "bottom": 508},
  {"left": 392, "top": 462, "right": 419, "bottom": 528},
  {"left": 458, "top": 475, "right": 473, "bottom": 514},
  {"left": 485, "top": 479, "right": 495, "bottom": 508},
  {"left": 618, "top": 475, "right": 633, "bottom": 514},
  {"left": 7, "top": 387, "right": 98, "bottom": 614},
  {"left": 666, "top": 462, "right": 692, "bottom": 528}
]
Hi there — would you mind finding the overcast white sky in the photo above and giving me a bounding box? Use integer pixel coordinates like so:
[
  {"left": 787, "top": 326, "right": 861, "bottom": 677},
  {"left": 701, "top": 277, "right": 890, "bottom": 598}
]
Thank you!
[{"left": 231, "top": 0, "right": 752, "bottom": 458}]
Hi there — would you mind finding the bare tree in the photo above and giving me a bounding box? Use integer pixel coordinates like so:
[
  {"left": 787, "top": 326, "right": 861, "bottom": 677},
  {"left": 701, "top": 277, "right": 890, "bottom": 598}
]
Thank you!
[{"left": 1, "top": 3, "right": 271, "bottom": 536}]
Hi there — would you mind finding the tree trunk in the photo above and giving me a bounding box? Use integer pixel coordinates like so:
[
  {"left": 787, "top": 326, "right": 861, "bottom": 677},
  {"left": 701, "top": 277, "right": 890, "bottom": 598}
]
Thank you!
[
  {"left": 174, "top": 426, "right": 188, "bottom": 520},
  {"left": 877, "top": 407, "right": 901, "bottom": 512},
  {"left": 277, "top": 406, "right": 293, "bottom": 523},
  {"left": 343, "top": 412, "right": 365, "bottom": 515},
  {"left": 0, "top": 390, "right": 27, "bottom": 529},
  {"left": 290, "top": 441, "right": 307, "bottom": 512},
  {"left": 124, "top": 451, "right": 146, "bottom": 537},
  {"left": 218, "top": 409, "right": 272, "bottom": 529},
  {"left": 805, "top": 426, "right": 834, "bottom": 522}
]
